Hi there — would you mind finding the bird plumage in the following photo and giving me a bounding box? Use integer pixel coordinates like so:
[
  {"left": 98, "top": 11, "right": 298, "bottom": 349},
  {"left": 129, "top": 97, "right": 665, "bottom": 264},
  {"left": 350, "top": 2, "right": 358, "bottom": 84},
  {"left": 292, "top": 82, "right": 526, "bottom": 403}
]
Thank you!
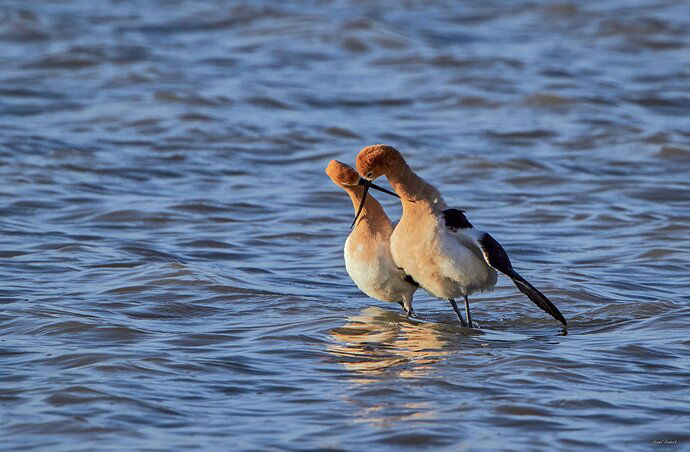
[
  {"left": 326, "top": 160, "right": 417, "bottom": 316},
  {"left": 355, "top": 145, "right": 567, "bottom": 327}
]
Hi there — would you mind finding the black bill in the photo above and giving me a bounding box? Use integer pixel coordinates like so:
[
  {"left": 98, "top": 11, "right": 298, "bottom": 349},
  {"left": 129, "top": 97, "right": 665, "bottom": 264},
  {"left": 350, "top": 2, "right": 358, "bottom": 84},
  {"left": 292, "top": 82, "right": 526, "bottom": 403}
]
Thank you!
[
  {"left": 360, "top": 178, "right": 399, "bottom": 198},
  {"left": 350, "top": 179, "right": 399, "bottom": 228}
]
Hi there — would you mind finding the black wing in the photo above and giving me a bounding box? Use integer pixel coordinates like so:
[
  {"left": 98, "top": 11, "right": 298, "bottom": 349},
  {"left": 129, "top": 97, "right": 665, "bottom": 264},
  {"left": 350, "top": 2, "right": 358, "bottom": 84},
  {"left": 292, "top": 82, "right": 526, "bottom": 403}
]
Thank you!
[
  {"left": 443, "top": 209, "right": 473, "bottom": 231},
  {"left": 479, "top": 232, "right": 567, "bottom": 326}
]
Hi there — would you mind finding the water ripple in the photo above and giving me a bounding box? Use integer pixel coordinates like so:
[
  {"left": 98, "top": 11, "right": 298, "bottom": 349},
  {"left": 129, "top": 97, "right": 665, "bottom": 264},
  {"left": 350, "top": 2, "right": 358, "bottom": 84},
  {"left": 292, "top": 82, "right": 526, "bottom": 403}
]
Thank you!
[{"left": 1, "top": 0, "right": 689, "bottom": 449}]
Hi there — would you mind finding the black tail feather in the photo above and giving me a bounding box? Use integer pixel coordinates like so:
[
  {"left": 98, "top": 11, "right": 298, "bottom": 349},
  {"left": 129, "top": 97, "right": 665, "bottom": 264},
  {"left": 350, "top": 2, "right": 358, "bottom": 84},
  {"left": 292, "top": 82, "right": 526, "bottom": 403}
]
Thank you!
[{"left": 511, "top": 274, "right": 567, "bottom": 326}]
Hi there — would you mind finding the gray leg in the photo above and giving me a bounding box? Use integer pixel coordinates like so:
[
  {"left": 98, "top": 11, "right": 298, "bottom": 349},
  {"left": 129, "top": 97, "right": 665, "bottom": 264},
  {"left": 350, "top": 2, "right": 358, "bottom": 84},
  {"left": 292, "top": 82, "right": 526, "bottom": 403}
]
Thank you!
[
  {"left": 464, "top": 295, "right": 473, "bottom": 328},
  {"left": 402, "top": 295, "right": 414, "bottom": 318},
  {"left": 398, "top": 301, "right": 414, "bottom": 317},
  {"left": 448, "top": 299, "right": 468, "bottom": 327}
]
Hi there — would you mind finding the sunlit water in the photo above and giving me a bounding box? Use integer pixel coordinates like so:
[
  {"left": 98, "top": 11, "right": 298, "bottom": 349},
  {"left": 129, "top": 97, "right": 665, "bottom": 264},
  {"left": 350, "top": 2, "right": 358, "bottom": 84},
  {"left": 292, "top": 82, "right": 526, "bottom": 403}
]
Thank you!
[{"left": 1, "top": 1, "right": 689, "bottom": 450}]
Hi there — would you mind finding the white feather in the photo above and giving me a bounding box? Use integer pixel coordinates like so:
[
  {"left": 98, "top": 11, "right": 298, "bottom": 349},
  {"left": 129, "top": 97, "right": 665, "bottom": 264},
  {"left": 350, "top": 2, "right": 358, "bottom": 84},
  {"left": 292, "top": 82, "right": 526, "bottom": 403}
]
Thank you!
[
  {"left": 344, "top": 233, "right": 416, "bottom": 303},
  {"left": 390, "top": 214, "right": 496, "bottom": 300}
]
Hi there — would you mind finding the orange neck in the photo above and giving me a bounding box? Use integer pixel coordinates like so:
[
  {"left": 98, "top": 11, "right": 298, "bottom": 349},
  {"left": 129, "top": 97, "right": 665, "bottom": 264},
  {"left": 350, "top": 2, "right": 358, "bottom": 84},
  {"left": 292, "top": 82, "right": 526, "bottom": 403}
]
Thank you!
[
  {"left": 384, "top": 158, "right": 448, "bottom": 212},
  {"left": 344, "top": 185, "right": 392, "bottom": 232}
]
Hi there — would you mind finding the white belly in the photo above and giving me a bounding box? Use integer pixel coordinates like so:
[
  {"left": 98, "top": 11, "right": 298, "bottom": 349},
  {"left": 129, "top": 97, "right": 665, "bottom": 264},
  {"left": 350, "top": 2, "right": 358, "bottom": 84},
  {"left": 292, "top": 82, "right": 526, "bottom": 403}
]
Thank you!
[
  {"left": 391, "top": 215, "right": 497, "bottom": 300},
  {"left": 344, "top": 234, "right": 414, "bottom": 303}
]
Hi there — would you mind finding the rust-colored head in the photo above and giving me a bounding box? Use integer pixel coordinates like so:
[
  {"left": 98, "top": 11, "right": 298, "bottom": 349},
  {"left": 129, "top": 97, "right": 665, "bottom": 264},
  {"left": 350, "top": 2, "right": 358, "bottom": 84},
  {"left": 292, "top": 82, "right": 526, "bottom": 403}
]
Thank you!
[
  {"left": 355, "top": 144, "right": 404, "bottom": 181},
  {"left": 325, "top": 160, "right": 361, "bottom": 187},
  {"left": 326, "top": 157, "right": 401, "bottom": 228}
]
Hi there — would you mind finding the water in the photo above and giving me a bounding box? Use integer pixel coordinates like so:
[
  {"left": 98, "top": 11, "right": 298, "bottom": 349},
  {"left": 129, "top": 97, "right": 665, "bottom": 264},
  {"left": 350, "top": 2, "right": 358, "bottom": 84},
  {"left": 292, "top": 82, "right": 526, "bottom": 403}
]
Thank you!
[{"left": 1, "top": 0, "right": 689, "bottom": 450}]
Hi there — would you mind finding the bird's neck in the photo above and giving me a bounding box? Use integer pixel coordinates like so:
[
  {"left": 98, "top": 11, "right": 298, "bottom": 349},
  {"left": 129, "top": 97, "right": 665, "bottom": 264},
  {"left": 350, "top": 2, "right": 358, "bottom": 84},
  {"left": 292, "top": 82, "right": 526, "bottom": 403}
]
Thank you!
[
  {"left": 385, "top": 160, "right": 448, "bottom": 212},
  {"left": 345, "top": 185, "right": 391, "bottom": 232}
]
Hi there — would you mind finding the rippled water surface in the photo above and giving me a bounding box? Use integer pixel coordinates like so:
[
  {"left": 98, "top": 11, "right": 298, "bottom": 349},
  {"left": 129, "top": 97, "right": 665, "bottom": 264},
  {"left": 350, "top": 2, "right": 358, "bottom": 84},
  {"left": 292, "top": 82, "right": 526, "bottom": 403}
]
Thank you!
[{"left": 2, "top": 0, "right": 690, "bottom": 450}]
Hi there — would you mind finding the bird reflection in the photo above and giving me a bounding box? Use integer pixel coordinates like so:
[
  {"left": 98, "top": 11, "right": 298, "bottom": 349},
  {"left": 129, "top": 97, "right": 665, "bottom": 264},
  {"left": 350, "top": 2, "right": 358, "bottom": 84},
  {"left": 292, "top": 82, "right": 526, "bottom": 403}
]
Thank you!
[{"left": 328, "top": 306, "right": 453, "bottom": 382}]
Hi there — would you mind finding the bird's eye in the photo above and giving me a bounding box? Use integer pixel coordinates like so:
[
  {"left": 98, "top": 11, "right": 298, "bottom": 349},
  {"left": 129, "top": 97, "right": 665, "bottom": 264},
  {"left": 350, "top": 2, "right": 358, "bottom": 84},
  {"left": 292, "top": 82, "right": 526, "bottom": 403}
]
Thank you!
[{"left": 366, "top": 172, "right": 373, "bottom": 178}]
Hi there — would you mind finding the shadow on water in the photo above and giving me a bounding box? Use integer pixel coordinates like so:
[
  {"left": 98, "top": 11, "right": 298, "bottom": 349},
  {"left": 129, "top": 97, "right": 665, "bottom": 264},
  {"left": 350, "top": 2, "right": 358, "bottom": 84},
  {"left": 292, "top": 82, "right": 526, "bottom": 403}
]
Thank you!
[
  {"left": 327, "top": 305, "right": 570, "bottom": 380},
  {"left": 328, "top": 307, "right": 457, "bottom": 380}
]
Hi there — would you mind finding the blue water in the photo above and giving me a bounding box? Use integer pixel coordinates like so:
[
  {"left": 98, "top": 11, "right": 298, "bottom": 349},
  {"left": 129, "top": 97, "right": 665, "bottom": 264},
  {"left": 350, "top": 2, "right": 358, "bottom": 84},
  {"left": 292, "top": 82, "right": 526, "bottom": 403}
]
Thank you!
[{"left": 1, "top": 1, "right": 689, "bottom": 450}]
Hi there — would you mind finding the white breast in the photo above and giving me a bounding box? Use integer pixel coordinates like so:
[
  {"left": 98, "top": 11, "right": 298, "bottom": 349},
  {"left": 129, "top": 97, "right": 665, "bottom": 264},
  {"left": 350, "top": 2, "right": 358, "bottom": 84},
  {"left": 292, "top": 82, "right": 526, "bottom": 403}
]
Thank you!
[
  {"left": 344, "top": 233, "right": 415, "bottom": 303},
  {"left": 391, "top": 214, "right": 497, "bottom": 300},
  {"left": 435, "top": 228, "right": 497, "bottom": 297}
]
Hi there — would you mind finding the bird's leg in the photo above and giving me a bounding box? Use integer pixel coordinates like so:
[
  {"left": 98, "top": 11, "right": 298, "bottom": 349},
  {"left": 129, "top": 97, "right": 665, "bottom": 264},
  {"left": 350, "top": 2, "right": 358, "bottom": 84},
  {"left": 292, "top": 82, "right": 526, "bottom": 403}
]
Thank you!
[
  {"left": 397, "top": 301, "right": 413, "bottom": 317},
  {"left": 448, "top": 299, "right": 468, "bottom": 327},
  {"left": 464, "top": 295, "right": 472, "bottom": 327},
  {"left": 464, "top": 295, "right": 477, "bottom": 328},
  {"left": 402, "top": 295, "right": 415, "bottom": 318}
]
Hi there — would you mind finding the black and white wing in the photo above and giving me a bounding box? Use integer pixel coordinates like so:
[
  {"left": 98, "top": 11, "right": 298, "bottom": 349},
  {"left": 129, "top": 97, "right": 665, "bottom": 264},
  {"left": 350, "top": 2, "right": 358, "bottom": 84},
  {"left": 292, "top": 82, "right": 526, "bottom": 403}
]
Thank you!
[{"left": 477, "top": 231, "right": 567, "bottom": 326}]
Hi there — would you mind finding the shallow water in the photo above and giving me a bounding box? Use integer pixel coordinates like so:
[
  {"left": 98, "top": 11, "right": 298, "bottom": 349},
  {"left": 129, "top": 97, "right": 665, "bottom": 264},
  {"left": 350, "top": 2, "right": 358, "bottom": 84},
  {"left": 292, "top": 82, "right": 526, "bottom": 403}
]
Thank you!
[{"left": 1, "top": 0, "right": 690, "bottom": 450}]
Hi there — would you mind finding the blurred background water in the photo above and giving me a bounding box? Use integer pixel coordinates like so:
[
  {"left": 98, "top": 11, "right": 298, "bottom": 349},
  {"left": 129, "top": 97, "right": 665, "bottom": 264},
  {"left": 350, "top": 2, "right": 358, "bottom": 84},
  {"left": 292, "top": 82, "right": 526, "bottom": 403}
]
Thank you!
[{"left": 1, "top": 0, "right": 689, "bottom": 450}]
